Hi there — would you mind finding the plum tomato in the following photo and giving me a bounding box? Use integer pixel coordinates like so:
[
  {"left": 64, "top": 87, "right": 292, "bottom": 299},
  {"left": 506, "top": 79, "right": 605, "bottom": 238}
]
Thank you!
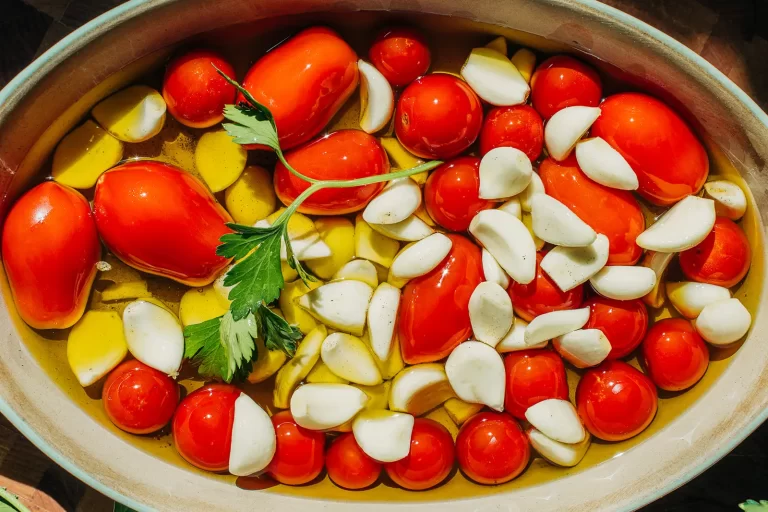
[
  {"left": 539, "top": 155, "right": 644, "bottom": 265},
  {"left": 326, "top": 433, "right": 381, "bottom": 490},
  {"left": 679, "top": 217, "right": 751, "bottom": 288},
  {"left": 423, "top": 156, "right": 493, "bottom": 232},
  {"left": 399, "top": 234, "right": 484, "bottom": 364},
  {"left": 1, "top": 182, "right": 100, "bottom": 330},
  {"left": 530, "top": 55, "right": 602, "bottom": 119},
  {"left": 456, "top": 412, "right": 530, "bottom": 485},
  {"left": 641, "top": 318, "right": 709, "bottom": 391},
  {"left": 172, "top": 384, "right": 240, "bottom": 472},
  {"left": 369, "top": 27, "right": 431, "bottom": 87},
  {"left": 241, "top": 27, "right": 358, "bottom": 150},
  {"left": 102, "top": 360, "right": 179, "bottom": 435},
  {"left": 504, "top": 349, "right": 569, "bottom": 420},
  {"left": 268, "top": 411, "right": 326, "bottom": 485},
  {"left": 274, "top": 130, "right": 389, "bottom": 215},
  {"left": 162, "top": 49, "right": 236, "bottom": 128},
  {"left": 591, "top": 92, "right": 709, "bottom": 206},
  {"left": 584, "top": 296, "right": 648, "bottom": 360},
  {"left": 508, "top": 252, "right": 584, "bottom": 322},
  {"left": 479, "top": 105, "right": 544, "bottom": 161},
  {"left": 576, "top": 360, "right": 658, "bottom": 441},
  {"left": 395, "top": 74, "right": 483, "bottom": 160},
  {"left": 384, "top": 418, "right": 455, "bottom": 491}
]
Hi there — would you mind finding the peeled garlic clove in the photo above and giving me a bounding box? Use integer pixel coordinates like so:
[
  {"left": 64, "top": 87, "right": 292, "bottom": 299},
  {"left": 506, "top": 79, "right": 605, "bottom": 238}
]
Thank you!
[
  {"left": 273, "top": 326, "right": 327, "bottom": 409},
  {"left": 485, "top": 36, "right": 507, "bottom": 55},
  {"left": 298, "top": 280, "right": 374, "bottom": 336},
  {"left": 541, "top": 234, "right": 610, "bottom": 292},
  {"left": 641, "top": 251, "right": 675, "bottom": 308},
  {"left": 389, "top": 364, "right": 455, "bottom": 416},
  {"left": 290, "top": 383, "right": 369, "bottom": 430},
  {"left": 498, "top": 198, "right": 522, "bottom": 220},
  {"left": 469, "top": 209, "right": 537, "bottom": 285},
  {"left": 666, "top": 281, "right": 731, "bottom": 319},
  {"left": 460, "top": 47, "right": 530, "bottom": 106},
  {"left": 496, "top": 317, "right": 548, "bottom": 352},
  {"left": 524, "top": 307, "right": 590, "bottom": 346},
  {"left": 703, "top": 180, "right": 747, "bottom": 220},
  {"left": 321, "top": 333, "right": 383, "bottom": 386},
  {"left": 358, "top": 60, "right": 394, "bottom": 134},
  {"left": 445, "top": 341, "right": 506, "bottom": 411},
  {"left": 353, "top": 410, "right": 414, "bottom": 463},
  {"left": 469, "top": 282, "right": 514, "bottom": 347},
  {"left": 228, "top": 393, "right": 276, "bottom": 476},
  {"left": 363, "top": 177, "right": 421, "bottom": 225},
  {"left": 333, "top": 259, "right": 379, "bottom": 289},
  {"left": 636, "top": 196, "right": 716, "bottom": 252},
  {"left": 256, "top": 216, "right": 332, "bottom": 262},
  {"left": 482, "top": 249, "right": 510, "bottom": 289},
  {"left": 544, "top": 106, "right": 601, "bottom": 161},
  {"left": 369, "top": 215, "right": 434, "bottom": 242},
  {"left": 367, "top": 283, "right": 401, "bottom": 362},
  {"left": 554, "top": 329, "right": 611, "bottom": 368},
  {"left": 527, "top": 428, "right": 591, "bottom": 467},
  {"left": 589, "top": 266, "right": 657, "bottom": 300},
  {"left": 520, "top": 172, "right": 545, "bottom": 212},
  {"left": 694, "top": 298, "right": 751, "bottom": 346},
  {"left": 390, "top": 233, "right": 452, "bottom": 279},
  {"left": 575, "top": 137, "right": 638, "bottom": 190},
  {"left": 122, "top": 300, "right": 183, "bottom": 377},
  {"left": 525, "top": 398, "right": 585, "bottom": 444},
  {"left": 530, "top": 194, "right": 596, "bottom": 247},
  {"left": 479, "top": 147, "right": 532, "bottom": 199},
  {"left": 92, "top": 85, "right": 166, "bottom": 143}
]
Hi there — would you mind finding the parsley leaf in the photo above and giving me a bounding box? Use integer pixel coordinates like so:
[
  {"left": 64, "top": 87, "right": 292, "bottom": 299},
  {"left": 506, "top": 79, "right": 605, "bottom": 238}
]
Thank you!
[
  {"left": 183, "top": 312, "right": 258, "bottom": 383},
  {"left": 256, "top": 304, "right": 302, "bottom": 356},
  {"left": 222, "top": 105, "right": 279, "bottom": 149}
]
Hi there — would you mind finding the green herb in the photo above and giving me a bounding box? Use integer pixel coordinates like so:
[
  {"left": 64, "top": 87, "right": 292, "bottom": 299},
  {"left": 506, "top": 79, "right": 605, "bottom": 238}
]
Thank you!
[
  {"left": 113, "top": 503, "right": 138, "bottom": 512},
  {"left": 740, "top": 500, "right": 768, "bottom": 511},
  {"left": 0, "top": 488, "right": 30, "bottom": 512}
]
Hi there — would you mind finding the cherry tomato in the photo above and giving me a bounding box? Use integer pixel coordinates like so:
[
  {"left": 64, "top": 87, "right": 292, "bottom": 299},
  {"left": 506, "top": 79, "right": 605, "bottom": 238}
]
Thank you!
[
  {"left": 395, "top": 74, "right": 483, "bottom": 160},
  {"left": 539, "top": 155, "right": 644, "bottom": 265},
  {"left": 641, "top": 318, "right": 709, "bottom": 391},
  {"left": 268, "top": 411, "right": 326, "bottom": 485},
  {"left": 591, "top": 92, "right": 708, "bottom": 205},
  {"left": 93, "top": 161, "right": 232, "bottom": 287},
  {"left": 241, "top": 27, "right": 358, "bottom": 150},
  {"left": 479, "top": 105, "right": 544, "bottom": 161},
  {"left": 456, "top": 412, "right": 530, "bottom": 485},
  {"left": 423, "top": 157, "right": 493, "bottom": 232},
  {"left": 384, "top": 418, "right": 454, "bottom": 491},
  {"left": 679, "top": 217, "right": 751, "bottom": 288},
  {"left": 530, "top": 55, "right": 602, "bottom": 119},
  {"left": 576, "top": 360, "right": 658, "bottom": 441},
  {"left": 274, "top": 130, "right": 389, "bottom": 215},
  {"left": 369, "top": 27, "right": 431, "bottom": 87},
  {"left": 326, "top": 433, "right": 381, "bottom": 490},
  {"left": 2, "top": 182, "right": 100, "bottom": 330},
  {"left": 508, "top": 252, "right": 584, "bottom": 322},
  {"left": 162, "top": 49, "right": 236, "bottom": 128},
  {"left": 103, "top": 360, "right": 179, "bottom": 435},
  {"left": 399, "top": 234, "right": 484, "bottom": 364},
  {"left": 504, "top": 349, "right": 569, "bottom": 420},
  {"left": 584, "top": 296, "right": 648, "bottom": 360},
  {"left": 172, "top": 384, "right": 240, "bottom": 472}
]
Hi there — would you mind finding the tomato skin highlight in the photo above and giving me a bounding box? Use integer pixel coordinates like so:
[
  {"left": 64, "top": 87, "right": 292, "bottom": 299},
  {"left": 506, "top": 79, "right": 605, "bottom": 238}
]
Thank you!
[
  {"left": 274, "top": 130, "right": 389, "bottom": 215},
  {"left": 369, "top": 27, "right": 431, "bottom": 87},
  {"left": 504, "top": 349, "right": 569, "bottom": 420},
  {"left": 590, "top": 92, "right": 709, "bottom": 206},
  {"left": 385, "top": 418, "right": 455, "bottom": 491},
  {"left": 326, "top": 433, "right": 381, "bottom": 490},
  {"left": 584, "top": 296, "right": 648, "bottom": 360},
  {"left": 424, "top": 156, "right": 493, "bottom": 232},
  {"left": 479, "top": 105, "right": 544, "bottom": 161},
  {"left": 641, "top": 318, "right": 709, "bottom": 391},
  {"left": 2, "top": 182, "right": 100, "bottom": 330},
  {"left": 399, "top": 234, "right": 484, "bottom": 364},
  {"left": 456, "top": 412, "right": 530, "bottom": 485},
  {"left": 530, "top": 55, "right": 602, "bottom": 119},
  {"left": 508, "top": 252, "right": 584, "bottom": 322},
  {"left": 267, "top": 411, "right": 326, "bottom": 485},
  {"left": 679, "top": 217, "right": 751, "bottom": 288}
]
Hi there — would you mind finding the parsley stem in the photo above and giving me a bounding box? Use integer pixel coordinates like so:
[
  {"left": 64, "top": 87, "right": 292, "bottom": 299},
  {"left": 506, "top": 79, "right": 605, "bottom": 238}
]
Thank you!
[{"left": 275, "top": 149, "right": 321, "bottom": 184}]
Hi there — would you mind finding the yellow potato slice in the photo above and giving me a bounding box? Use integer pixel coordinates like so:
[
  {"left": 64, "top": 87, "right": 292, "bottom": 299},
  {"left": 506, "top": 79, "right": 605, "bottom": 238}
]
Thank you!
[
  {"left": 178, "top": 285, "right": 229, "bottom": 327},
  {"left": 224, "top": 165, "right": 277, "bottom": 224},
  {"left": 273, "top": 325, "right": 327, "bottom": 409},
  {"left": 306, "top": 217, "right": 355, "bottom": 279},
  {"left": 67, "top": 310, "right": 128, "bottom": 387},
  {"left": 485, "top": 36, "right": 508, "bottom": 55},
  {"left": 424, "top": 406, "right": 460, "bottom": 440},
  {"left": 279, "top": 279, "right": 323, "bottom": 335},
  {"left": 52, "top": 120, "right": 123, "bottom": 189},
  {"left": 510, "top": 48, "right": 536, "bottom": 83},
  {"left": 355, "top": 214, "right": 400, "bottom": 268},
  {"left": 379, "top": 137, "right": 428, "bottom": 185},
  {"left": 306, "top": 361, "right": 349, "bottom": 384},
  {"left": 195, "top": 130, "right": 247, "bottom": 192},
  {"left": 444, "top": 398, "right": 484, "bottom": 425},
  {"left": 248, "top": 337, "right": 288, "bottom": 384},
  {"left": 414, "top": 203, "right": 436, "bottom": 227},
  {"left": 100, "top": 280, "right": 152, "bottom": 302}
]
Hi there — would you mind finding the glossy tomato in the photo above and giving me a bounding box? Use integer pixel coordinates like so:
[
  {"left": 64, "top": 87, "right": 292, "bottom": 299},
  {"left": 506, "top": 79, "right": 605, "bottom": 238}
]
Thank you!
[
  {"left": 268, "top": 411, "right": 326, "bottom": 485},
  {"left": 479, "top": 105, "right": 544, "bottom": 161},
  {"left": 2, "top": 182, "right": 100, "bottom": 330},
  {"left": 399, "top": 234, "right": 484, "bottom": 364},
  {"left": 679, "top": 217, "right": 751, "bottom": 288},
  {"left": 273, "top": 130, "right": 389, "bottom": 215},
  {"left": 456, "top": 412, "right": 530, "bottom": 485},
  {"left": 584, "top": 296, "right": 648, "bottom": 360},
  {"left": 395, "top": 74, "right": 483, "bottom": 160},
  {"left": 326, "top": 433, "right": 381, "bottom": 490},
  {"left": 642, "top": 318, "right": 709, "bottom": 391},
  {"left": 591, "top": 92, "right": 708, "bottom": 205},
  {"left": 508, "top": 252, "right": 584, "bottom": 322},
  {"left": 539, "top": 155, "right": 644, "bottom": 265},
  {"left": 172, "top": 384, "right": 240, "bottom": 472},
  {"left": 369, "top": 27, "right": 431, "bottom": 87},
  {"left": 424, "top": 157, "right": 493, "bottom": 232},
  {"left": 504, "top": 349, "right": 569, "bottom": 419},
  {"left": 241, "top": 27, "right": 358, "bottom": 150},
  {"left": 384, "top": 418, "right": 454, "bottom": 491},
  {"left": 530, "top": 55, "right": 602, "bottom": 119},
  {"left": 576, "top": 360, "right": 658, "bottom": 441}
]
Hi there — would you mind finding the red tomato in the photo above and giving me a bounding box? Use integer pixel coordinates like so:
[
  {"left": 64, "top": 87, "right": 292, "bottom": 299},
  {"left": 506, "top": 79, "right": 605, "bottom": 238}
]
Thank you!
[
  {"left": 504, "top": 349, "right": 569, "bottom": 419},
  {"left": 423, "top": 157, "right": 493, "bottom": 232},
  {"left": 273, "top": 130, "right": 389, "bottom": 215},
  {"left": 641, "top": 318, "right": 709, "bottom": 391},
  {"left": 679, "top": 217, "right": 751, "bottom": 288},
  {"left": 576, "top": 360, "right": 658, "bottom": 441},
  {"left": 508, "top": 252, "right": 584, "bottom": 322},
  {"left": 385, "top": 419, "right": 454, "bottom": 491},
  {"left": 369, "top": 27, "right": 431, "bottom": 87},
  {"left": 530, "top": 55, "right": 602, "bottom": 119},
  {"left": 395, "top": 74, "right": 483, "bottom": 160},
  {"left": 162, "top": 49, "right": 236, "bottom": 128},
  {"left": 326, "top": 433, "right": 381, "bottom": 490},
  {"left": 584, "top": 296, "right": 648, "bottom": 360},
  {"left": 172, "top": 384, "right": 240, "bottom": 472},
  {"left": 399, "top": 235, "right": 484, "bottom": 364},
  {"left": 103, "top": 360, "right": 179, "bottom": 435},
  {"left": 479, "top": 105, "right": 544, "bottom": 161},
  {"left": 456, "top": 412, "right": 530, "bottom": 484},
  {"left": 539, "top": 155, "right": 644, "bottom": 265},
  {"left": 93, "top": 161, "right": 232, "bottom": 287},
  {"left": 2, "top": 182, "right": 100, "bottom": 330},
  {"left": 241, "top": 27, "right": 358, "bottom": 150},
  {"left": 591, "top": 93, "right": 708, "bottom": 205},
  {"left": 268, "top": 411, "right": 326, "bottom": 485}
]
